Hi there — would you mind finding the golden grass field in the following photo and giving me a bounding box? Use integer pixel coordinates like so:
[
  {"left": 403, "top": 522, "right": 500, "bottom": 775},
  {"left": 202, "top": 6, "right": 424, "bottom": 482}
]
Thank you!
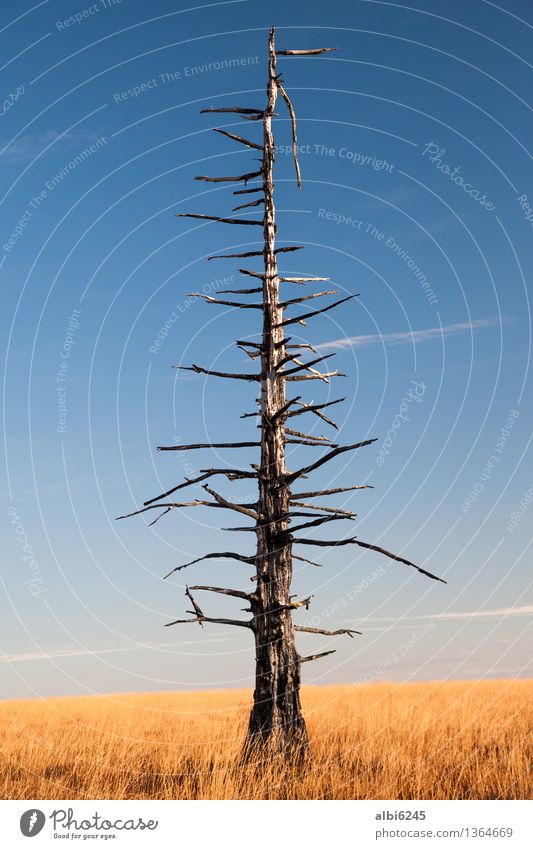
[{"left": 1, "top": 679, "right": 531, "bottom": 800}]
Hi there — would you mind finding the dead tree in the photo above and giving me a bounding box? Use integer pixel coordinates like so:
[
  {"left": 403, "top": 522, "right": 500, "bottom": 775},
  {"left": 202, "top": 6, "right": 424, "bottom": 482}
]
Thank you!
[{"left": 118, "top": 28, "right": 444, "bottom": 760}]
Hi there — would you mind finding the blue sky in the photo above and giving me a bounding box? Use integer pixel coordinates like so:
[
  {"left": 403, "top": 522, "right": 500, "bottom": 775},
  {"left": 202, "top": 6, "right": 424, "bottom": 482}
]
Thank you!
[{"left": 1, "top": 0, "right": 533, "bottom": 700}]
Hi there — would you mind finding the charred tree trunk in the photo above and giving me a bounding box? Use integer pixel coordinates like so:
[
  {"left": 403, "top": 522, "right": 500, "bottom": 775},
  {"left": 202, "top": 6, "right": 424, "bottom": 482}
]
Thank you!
[
  {"left": 119, "top": 26, "right": 444, "bottom": 767},
  {"left": 247, "top": 29, "right": 308, "bottom": 757}
]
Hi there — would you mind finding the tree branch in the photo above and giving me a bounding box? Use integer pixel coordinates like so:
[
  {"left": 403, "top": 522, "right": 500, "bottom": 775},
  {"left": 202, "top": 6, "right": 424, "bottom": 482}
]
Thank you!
[
  {"left": 284, "top": 357, "right": 335, "bottom": 383},
  {"left": 276, "top": 48, "right": 337, "bottom": 56},
  {"left": 288, "top": 397, "right": 346, "bottom": 429},
  {"left": 292, "top": 537, "right": 445, "bottom": 582},
  {"left": 207, "top": 245, "right": 303, "bottom": 260},
  {"left": 143, "top": 468, "right": 255, "bottom": 507},
  {"left": 165, "top": 615, "right": 252, "bottom": 628},
  {"left": 276, "top": 81, "right": 301, "bottom": 188},
  {"left": 300, "top": 650, "right": 336, "bottom": 663},
  {"left": 279, "top": 276, "right": 329, "bottom": 284},
  {"left": 213, "top": 127, "right": 263, "bottom": 150},
  {"left": 284, "top": 439, "right": 377, "bottom": 485},
  {"left": 237, "top": 345, "right": 261, "bottom": 361},
  {"left": 188, "top": 584, "right": 253, "bottom": 601},
  {"left": 208, "top": 249, "right": 264, "bottom": 260},
  {"left": 116, "top": 500, "right": 212, "bottom": 522},
  {"left": 288, "top": 514, "right": 353, "bottom": 534},
  {"left": 281, "top": 353, "right": 336, "bottom": 375},
  {"left": 185, "top": 585, "right": 205, "bottom": 622},
  {"left": 291, "top": 485, "right": 373, "bottom": 499},
  {"left": 284, "top": 437, "right": 338, "bottom": 446},
  {"left": 284, "top": 428, "right": 332, "bottom": 443},
  {"left": 202, "top": 484, "right": 258, "bottom": 519},
  {"left": 199, "top": 466, "right": 257, "bottom": 480},
  {"left": 293, "top": 553, "right": 323, "bottom": 567},
  {"left": 275, "top": 295, "right": 356, "bottom": 327},
  {"left": 163, "top": 551, "right": 255, "bottom": 579},
  {"left": 200, "top": 106, "right": 264, "bottom": 114},
  {"left": 157, "top": 441, "right": 259, "bottom": 452},
  {"left": 233, "top": 186, "right": 264, "bottom": 195},
  {"left": 287, "top": 371, "right": 344, "bottom": 382},
  {"left": 280, "top": 290, "right": 340, "bottom": 307},
  {"left": 286, "top": 342, "right": 318, "bottom": 352},
  {"left": 175, "top": 213, "right": 262, "bottom": 226},
  {"left": 233, "top": 198, "right": 265, "bottom": 211},
  {"left": 188, "top": 293, "right": 263, "bottom": 308},
  {"left": 238, "top": 268, "right": 265, "bottom": 279},
  {"left": 195, "top": 170, "right": 262, "bottom": 183},
  {"left": 349, "top": 540, "right": 447, "bottom": 583},
  {"left": 289, "top": 595, "right": 314, "bottom": 609},
  {"left": 295, "top": 625, "right": 360, "bottom": 637},
  {"left": 235, "top": 339, "right": 262, "bottom": 348},
  {"left": 219, "top": 287, "right": 262, "bottom": 295},
  {"left": 290, "top": 501, "right": 357, "bottom": 517},
  {"left": 174, "top": 364, "right": 259, "bottom": 381},
  {"left": 270, "top": 396, "right": 302, "bottom": 422}
]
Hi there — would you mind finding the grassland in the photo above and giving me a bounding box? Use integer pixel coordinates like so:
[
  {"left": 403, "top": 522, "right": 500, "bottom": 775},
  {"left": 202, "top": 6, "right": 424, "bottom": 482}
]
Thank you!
[{"left": 1, "top": 679, "right": 531, "bottom": 800}]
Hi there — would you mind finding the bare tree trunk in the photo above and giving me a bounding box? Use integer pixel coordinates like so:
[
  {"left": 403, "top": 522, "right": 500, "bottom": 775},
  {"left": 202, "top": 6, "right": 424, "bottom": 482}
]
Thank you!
[
  {"left": 120, "top": 25, "right": 444, "bottom": 768},
  {"left": 246, "top": 28, "right": 309, "bottom": 758}
]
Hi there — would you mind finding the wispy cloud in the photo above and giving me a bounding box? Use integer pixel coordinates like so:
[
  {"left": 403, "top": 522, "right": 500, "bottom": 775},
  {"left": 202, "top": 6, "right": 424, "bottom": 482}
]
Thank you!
[
  {"left": 1, "top": 129, "right": 100, "bottom": 165},
  {"left": 318, "top": 318, "right": 500, "bottom": 350},
  {"left": 356, "top": 605, "right": 533, "bottom": 625},
  {"left": 0, "top": 646, "right": 139, "bottom": 664},
  {"left": 1, "top": 638, "right": 231, "bottom": 664},
  {"left": 423, "top": 605, "right": 533, "bottom": 621}
]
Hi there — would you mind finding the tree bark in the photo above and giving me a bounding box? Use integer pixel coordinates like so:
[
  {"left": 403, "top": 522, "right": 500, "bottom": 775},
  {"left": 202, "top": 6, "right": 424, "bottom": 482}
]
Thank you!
[{"left": 246, "top": 28, "right": 309, "bottom": 759}]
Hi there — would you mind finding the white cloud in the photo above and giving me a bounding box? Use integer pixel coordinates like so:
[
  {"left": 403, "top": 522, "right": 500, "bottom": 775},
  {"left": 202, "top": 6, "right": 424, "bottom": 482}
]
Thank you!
[
  {"left": 0, "top": 638, "right": 231, "bottom": 664},
  {"left": 0, "top": 646, "right": 136, "bottom": 664},
  {"left": 318, "top": 318, "right": 500, "bottom": 350},
  {"left": 1, "top": 129, "right": 99, "bottom": 164},
  {"left": 356, "top": 605, "right": 533, "bottom": 625},
  {"left": 425, "top": 605, "right": 533, "bottom": 621}
]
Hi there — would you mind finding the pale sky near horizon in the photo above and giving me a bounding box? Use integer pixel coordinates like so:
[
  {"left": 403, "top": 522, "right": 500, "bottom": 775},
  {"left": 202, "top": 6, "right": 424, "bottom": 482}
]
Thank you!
[{"left": 1, "top": 0, "right": 533, "bottom": 700}]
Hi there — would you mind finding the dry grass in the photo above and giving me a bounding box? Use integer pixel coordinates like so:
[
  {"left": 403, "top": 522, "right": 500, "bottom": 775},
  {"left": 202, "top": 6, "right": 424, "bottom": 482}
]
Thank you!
[{"left": 1, "top": 679, "right": 531, "bottom": 799}]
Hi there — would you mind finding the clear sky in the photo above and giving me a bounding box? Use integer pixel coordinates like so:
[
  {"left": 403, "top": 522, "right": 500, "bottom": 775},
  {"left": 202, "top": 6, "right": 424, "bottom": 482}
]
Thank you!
[{"left": 1, "top": 0, "right": 532, "bottom": 700}]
